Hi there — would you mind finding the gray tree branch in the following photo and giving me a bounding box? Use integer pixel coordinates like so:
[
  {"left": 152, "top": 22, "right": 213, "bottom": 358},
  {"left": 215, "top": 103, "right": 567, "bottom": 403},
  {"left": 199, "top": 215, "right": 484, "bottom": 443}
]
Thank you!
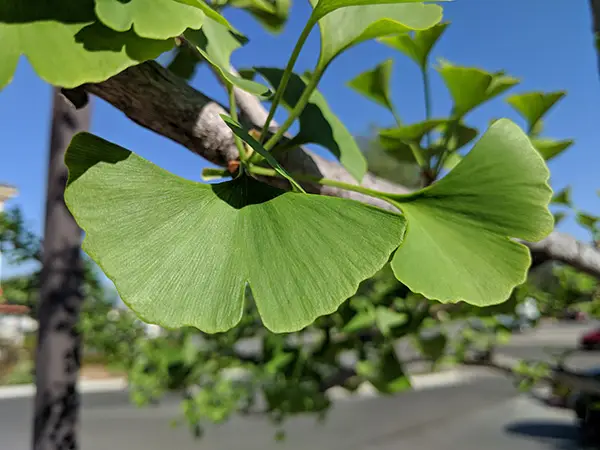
[{"left": 84, "top": 61, "right": 600, "bottom": 278}]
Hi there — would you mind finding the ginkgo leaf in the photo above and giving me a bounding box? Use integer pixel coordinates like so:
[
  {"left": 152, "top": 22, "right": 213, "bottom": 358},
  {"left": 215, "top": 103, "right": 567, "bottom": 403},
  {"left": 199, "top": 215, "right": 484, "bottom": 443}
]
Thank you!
[
  {"left": 310, "top": 0, "right": 443, "bottom": 69},
  {"left": 506, "top": 91, "right": 566, "bottom": 132},
  {"left": 184, "top": 18, "right": 271, "bottom": 97},
  {"left": 228, "top": 0, "right": 291, "bottom": 33},
  {"left": 310, "top": 0, "right": 445, "bottom": 21},
  {"left": 388, "top": 119, "right": 553, "bottom": 307},
  {"left": 374, "top": 307, "right": 409, "bottom": 335},
  {"left": 0, "top": 0, "right": 173, "bottom": 90},
  {"left": 552, "top": 186, "right": 572, "bottom": 207},
  {"left": 256, "top": 67, "right": 367, "bottom": 182},
  {"left": 347, "top": 59, "right": 395, "bottom": 112},
  {"left": 576, "top": 212, "right": 600, "bottom": 231},
  {"left": 378, "top": 22, "right": 448, "bottom": 68},
  {"left": 64, "top": 133, "right": 407, "bottom": 333},
  {"left": 437, "top": 60, "right": 519, "bottom": 117},
  {"left": 378, "top": 119, "right": 445, "bottom": 162},
  {"left": 530, "top": 137, "right": 573, "bottom": 161},
  {"left": 94, "top": 0, "right": 205, "bottom": 39}
]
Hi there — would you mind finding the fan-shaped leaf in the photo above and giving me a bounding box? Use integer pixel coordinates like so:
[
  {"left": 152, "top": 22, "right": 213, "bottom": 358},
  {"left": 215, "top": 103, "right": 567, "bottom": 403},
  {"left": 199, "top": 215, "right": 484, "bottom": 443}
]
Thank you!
[
  {"left": 64, "top": 133, "right": 407, "bottom": 333},
  {"left": 228, "top": 0, "right": 291, "bottom": 33},
  {"left": 311, "top": 0, "right": 443, "bottom": 69},
  {"left": 530, "top": 138, "right": 573, "bottom": 161},
  {"left": 378, "top": 22, "right": 448, "bottom": 68},
  {"left": 437, "top": 60, "right": 519, "bottom": 117},
  {"left": 379, "top": 119, "right": 445, "bottom": 162},
  {"left": 576, "top": 212, "right": 600, "bottom": 232},
  {"left": 311, "top": 0, "right": 444, "bottom": 21},
  {"left": 506, "top": 91, "right": 566, "bottom": 132},
  {"left": 347, "top": 59, "right": 395, "bottom": 112},
  {"left": 184, "top": 18, "right": 271, "bottom": 97},
  {"left": 389, "top": 119, "right": 553, "bottom": 306},
  {"left": 256, "top": 67, "right": 367, "bottom": 182},
  {"left": 0, "top": 0, "right": 173, "bottom": 90},
  {"left": 94, "top": 0, "right": 205, "bottom": 39},
  {"left": 552, "top": 186, "right": 572, "bottom": 207}
]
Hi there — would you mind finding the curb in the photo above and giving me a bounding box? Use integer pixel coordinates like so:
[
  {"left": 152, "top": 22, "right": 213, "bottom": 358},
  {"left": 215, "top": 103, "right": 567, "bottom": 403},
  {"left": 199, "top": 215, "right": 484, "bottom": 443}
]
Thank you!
[{"left": 0, "top": 368, "right": 483, "bottom": 401}]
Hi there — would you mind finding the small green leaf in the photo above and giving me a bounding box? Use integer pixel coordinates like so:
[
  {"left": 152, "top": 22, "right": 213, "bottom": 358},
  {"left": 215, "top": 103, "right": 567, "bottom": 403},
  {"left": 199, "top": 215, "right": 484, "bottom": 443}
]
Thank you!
[
  {"left": 389, "top": 119, "right": 553, "bottom": 307},
  {"left": 441, "top": 151, "right": 462, "bottom": 171},
  {"left": 64, "top": 133, "right": 407, "bottom": 333},
  {"left": 184, "top": 18, "right": 271, "bottom": 97},
  {"left": 175, "top": 0, "right": 236, "bottom": 30},
  {"left": 551, "top": 186, "right": 572, "bottom": 207},
  {"left": 228, "top": 0, "right": 291, "bottom": 33},
  {"left": 311, "top": 0, "right": 444, "bottom": 21},
  {"left": 94, "top": 0, "right": 205, "bottom": 39},
  {"left": 530, "top": 138, "right": 573, "bottom": 161},
  {"left": 343, "top": 310, "right": 376, "bottom": 332},
  {"left": 379, "top": 119, "right": 445, "bottom": 161},
  {"left": 443, "top": 123, "right": 479, "bottom": 152},
  {"left": 347, "top": 59, "right": 395, "bottom": 112},
  {"left": 374, "top": 307, "right": 409, "bottom": 335},
  {"left": 437, "top": 60, "right": 519, "bottom": 117},
  {"left": 220, "top": 115, "right": 305, "bottom": 193},
  {"left": 311, "top": 0, "right": 443, "bottom": 69},
  {"left": 506, "top": 91, "right": 565, "bottom": 132},
  {"left": 357, "top": 346, "right": 410, "bottom": 394},
  {"left": 378, "top": 22, "right": 448, "bottom": 68},
  {"left": 415, "top": 332, "right": 447, "bottom": 362},
  {"left": 167, "top": 45, "right": 202, "bottom": 81},
  {"left": 0, "top": 0, "right": 173, "bottom": 90},
  {"left": 553, "top": 211, "right": 567, "bottom": 226},
  {"left": 256, "top": 67, "right": 367, "bottom": 182},
  {"left": 576, "top": 212, "right": 600, "bottom": 231}
]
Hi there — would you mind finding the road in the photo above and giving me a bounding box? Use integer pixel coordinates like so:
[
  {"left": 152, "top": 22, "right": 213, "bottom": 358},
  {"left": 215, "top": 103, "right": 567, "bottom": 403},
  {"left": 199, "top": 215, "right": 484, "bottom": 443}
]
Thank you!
[{"left": 0, "top": 321, "right": 597, "bottom": 450}]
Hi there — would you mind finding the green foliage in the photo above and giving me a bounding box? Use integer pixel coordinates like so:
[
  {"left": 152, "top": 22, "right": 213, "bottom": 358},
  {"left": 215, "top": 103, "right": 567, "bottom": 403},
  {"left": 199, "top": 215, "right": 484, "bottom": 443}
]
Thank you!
[
  {"left": 64, "top": 132, "right": 407, "bottom": 332},
  {"left": 389, "top": 120, "right": 553, "bottom": 306},
  {"left": 313, "top": 0, "right": 442, "bottom": 70},
  {"left": 0, "top": 0, "right": 175, "bottom": 90},
  {"left": 506, "top": 91, "right": 565, "bottom": 134},
  {"left": 255, "top": 67, "right": 367, "bottom": 181},
  {"left": 437, "top": 60, "right": 519, "bottom": 117},
  {"left": 2, "top": 1, "right": 581, "bottom": 438},
  {"left": 94, "top": 0, "right": 205, "bottom": 38},
  {"left": 347, "top": 59, "right": 395, "bottom": 113},
  {"left": 378, "top": 22, "right": 448, "bottom": 69},
  {"left": 184, "top": 18, "right": 271, "bottom": 96}
]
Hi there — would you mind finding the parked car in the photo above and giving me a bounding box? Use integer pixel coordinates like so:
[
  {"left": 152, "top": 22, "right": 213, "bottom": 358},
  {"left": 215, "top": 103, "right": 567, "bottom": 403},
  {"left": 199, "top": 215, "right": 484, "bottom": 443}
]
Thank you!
[{"left": 579, "top": 327, "right": 600, "bottom": 350}]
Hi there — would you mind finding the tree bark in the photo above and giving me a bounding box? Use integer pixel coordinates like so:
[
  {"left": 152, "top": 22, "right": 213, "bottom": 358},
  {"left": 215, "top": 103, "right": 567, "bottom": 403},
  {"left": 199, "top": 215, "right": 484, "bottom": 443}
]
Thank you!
[{"left": 33, "top": 88, "right": 91, "bottom": 450}]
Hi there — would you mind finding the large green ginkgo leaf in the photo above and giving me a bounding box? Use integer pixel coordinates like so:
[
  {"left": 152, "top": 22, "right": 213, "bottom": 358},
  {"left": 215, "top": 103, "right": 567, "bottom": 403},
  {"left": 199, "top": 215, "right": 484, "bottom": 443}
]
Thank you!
[
  {"left": 256, "top": 67, "right": 367, "bottom": 182},
  {"left": 310, "top": 0, "right": 443, "bottom": 69},
  {"left": 64, "top": 133, "right": 406, "bottom": 333},
  {"left": 184, "top": 17, "right": 271, "bottom": 97},
  {"left": 94, "top": 0, "right": 205, "bottom": 39},
  {"left": 0, "top": 0, "right": 173, "bottom": 90},
  {"left": 389, "top": 119, "right": 553, "bottom": 306}
]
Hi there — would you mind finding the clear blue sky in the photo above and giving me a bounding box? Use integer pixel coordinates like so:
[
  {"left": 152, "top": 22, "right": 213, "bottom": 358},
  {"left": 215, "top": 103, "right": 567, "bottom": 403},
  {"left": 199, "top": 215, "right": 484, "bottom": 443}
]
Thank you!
[{"left": 1, "top": 0, "right": 599, "bottom": 280}]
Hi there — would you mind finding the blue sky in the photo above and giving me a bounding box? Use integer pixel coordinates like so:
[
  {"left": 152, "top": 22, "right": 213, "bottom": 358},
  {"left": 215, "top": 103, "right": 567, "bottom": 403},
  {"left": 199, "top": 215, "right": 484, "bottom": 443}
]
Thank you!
[{"left": 1, "top": 0, "right": 599, "bottom": 281}]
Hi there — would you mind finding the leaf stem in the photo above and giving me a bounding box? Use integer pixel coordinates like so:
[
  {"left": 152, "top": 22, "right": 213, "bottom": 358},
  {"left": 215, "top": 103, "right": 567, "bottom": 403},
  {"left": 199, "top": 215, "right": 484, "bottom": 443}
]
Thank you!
[
  {"left": 263, "top": 68, "right": 324, "bottom": 151},
  {"left": 258, "top": 21, "right": 315, "bottom": 144},
  {"left": 422, "top": 66, "right": 433, "bottom": 148},
  {"left": 432, "top": 116, "right": 459, "bottom": 178},
  {"left": 227, "top": 84, "right": 249, "bottom": 164}
]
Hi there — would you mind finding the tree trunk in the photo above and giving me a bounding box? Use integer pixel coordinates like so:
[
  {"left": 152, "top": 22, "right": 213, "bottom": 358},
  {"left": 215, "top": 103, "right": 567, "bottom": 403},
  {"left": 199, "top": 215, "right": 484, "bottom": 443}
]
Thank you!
[{"left": 33, "top": 88, "right": 91, "bottom": 450}]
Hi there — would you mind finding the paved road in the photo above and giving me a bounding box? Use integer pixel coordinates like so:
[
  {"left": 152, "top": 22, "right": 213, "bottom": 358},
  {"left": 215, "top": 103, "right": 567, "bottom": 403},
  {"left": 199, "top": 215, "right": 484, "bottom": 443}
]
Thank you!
[
  {"left": 1, "top": 321, "right": 596, "bottom": 449},
  {"left": 0, "top": 376, "right": 584, "bottom": 450}
]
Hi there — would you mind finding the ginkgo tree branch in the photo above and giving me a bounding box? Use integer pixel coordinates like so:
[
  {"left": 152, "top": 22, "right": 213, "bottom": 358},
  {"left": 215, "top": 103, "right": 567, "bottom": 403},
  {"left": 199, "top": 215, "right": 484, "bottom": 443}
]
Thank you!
[{"left": 84, "top": 61, "right": 600, "bottom": 278}]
